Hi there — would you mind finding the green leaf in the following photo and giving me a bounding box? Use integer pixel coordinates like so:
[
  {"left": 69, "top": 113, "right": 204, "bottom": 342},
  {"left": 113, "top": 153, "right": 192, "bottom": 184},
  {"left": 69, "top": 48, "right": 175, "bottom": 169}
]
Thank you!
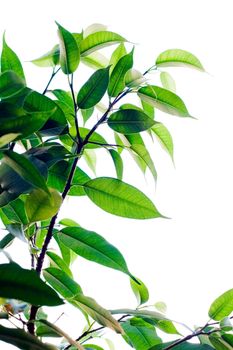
[
  {"left": 52, "top": 89, "right": 73, "bottom": 113},
  {"left": 81, "top": 107, "right": 94, "bottom": 124},
  {"left": 31, "top": 45, "right": 60, "bottom": 67},
  {"left": 108, "top": 49, "right": 134, "bottom": 97},
  {"left": 151, "top": 122, "right": 174, "bottom": 160},
  {"left": 47, "top": 160, "right": 71, "bottom": 192},
  {"left": 69, "top": 166, "right": 91, "bottom": 196},
  {"left": 43, "top": 267, "right": 82, "bottom": 299},
  {"left": 149, "top": 342, "right": 213, "bottom": 350},
  {"left": 83, "top": 149, "right": 97, "bottom": 174},
  {"left": 79, "top": 127, "right": 107, "bottom": 149},
  {"left": 70, "top": 293, "right": 123, "bottom": 333},
  {"left": 83, "top": 177, "right": 163, "bottom": 219},
  {"left": 5, "top": 223, "right": 26, "bottom": 242},
  {"left": 84, "top": 345, "right": 104, "bottom": 350},
  {"left": 0, "top": 71, "right": 25, "bottom": 99},
  {"left": 122, "top": 318, "right": 161, "bottom": 350},
  {"left": 109, "top": 149, "right": 123, "bottom": 180},
  {"left": 153, "top": 319, "right": 180, "bottom": 335},
  {"left": 156, "top": 49, "right": 204, "bottom": 71},
  {"left": 47, "top": 251, "right": 73, "bottom": 277},
  {"left": 0, "top": 133, "right": 20, "bottom": 148},
  {"left": 220, "top": 317, "right": 233, "bottom": 331},
  {"left": 3, "top": 151, "right": 49, "bottom": 194},
  {"left": 81, "top": 52, "right": 109, "bottom": 70},
  {"left": 222, "top": 335, "right": 233, "bottom": 347},
  {"left": 138, "top": 85, "right": 191, "bottom": 117},
  {"left": 141, "top": 100, "right": 155, "bottom": 119},
  {"left": 56, "top": 22, "right": 80, "bottom": 74},
  {"left": 108, "top": 109, "right": 155, "bottom": 134},
  {"left": 0, "top": 233, "right": 14, "bottom": 249},
  {"left": 80, "top": 31, "right": 126, "bottom": 57},
  {"left": 0, "top": 325, "right": 57, "bottom": 350},
  {"left": 160, "top": 71, "right": 176, "bottom": 92},
  {"left": 36, "top": 321, "right": 61, "bottom": 338},
  {"left": 209, "top": 335, "right": 233, "bottom": 350},
  {"left": 83, "top": 23, "right": 107, "bottom": 38},
  {"left": 154, "top": 302, "right": 167, "bottom": 314},
  {"left": 1, "top": 34, "right": 25, "bottom": 81},
  {"left": 130, "top": 277, "right": 149, "bottom": 306},
  {"left": 109, "top": 43, "right": 127, "bottom": 74},
  {"left": 77, "top": 66, "right": 110, "bottom": 109},
  {"left": 59, "top": 218, "right": 80, "bottom": 227},
  {"left": 131, "top": 144, "right": 157, "bottom": 184},
  {"left": 125, "top": 69, "right": 145, "bottom": 88},
  {"left": 58, "top": 226, "right": 134, "bottom": 278},
  {"left": 25, "top": 188, "right": 62, "bottom": 222},
  {"left": 0, "top": 263, "right": 63, "bottom": 306},
  {"left": 208, "top": 288, "right": 233, "bottom": 320}
]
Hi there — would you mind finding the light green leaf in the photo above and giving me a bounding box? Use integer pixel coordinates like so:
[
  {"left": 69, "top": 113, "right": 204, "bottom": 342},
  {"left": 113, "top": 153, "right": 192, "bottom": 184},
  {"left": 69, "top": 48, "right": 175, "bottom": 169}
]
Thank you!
[
  {"left": 0, "top": 133, "right": 20, "bottom": 148},
  {"left": 138, "top": 85, "right": 191, "bottom": 117},
  {"left": 79, "top": 127, "right": 107, "bottom": 149},
  {"left": 125, "top": 69, "right": 145, "bottom": 88},
  {"left": 156, "top": 49, "right": 204, "bottom": 71},
  {"left": 81, "top": 107, "right": 94, "bottom": 124},
  {"left": 25, "top": 188, "right": 62, "bottom": 222},
  {"left": 0, "top": 263, "right": 63, "bottom": 306},
  {"left": 5, "top": 223, "right": 26, "bottom": 242},
  {"left": 108, "top": 109, "right": 155, "bottom": 134},
  {"left": 83, "top": 24, "right": 108, "bottom": 38},
  {"left": 151, "top": 122, "right": 174, "bottom": 160},
  {"left": 47, "top": 251, "right": 73, "bottom": 277},
  {"left": 80, "top": 31, "right": 126, "bottom": 57},
  {"left": 58, "top": 226, "right": 134, "bottom": 278},
  {"left": 43, "top": 267, "right": 82, "bottom": 299},
  {"left": 209, "top": 335, "right": 233, "bottom": 350},
  {"left": 130, "top": 277, "right": 149, "bottom": 306},
  {"left": 59, "top": 218, "right": 80, "bottom": 227},
  {"left": 208, "top": 289, "right": 233, "bottom": 320},
  {"left": 77, "top": 66, "right": 110, "bottom": 109},
  {"left": 160, "top": 71, "right": 176, "bottom": 92},
  {"left": 83, "top": 177, "right": 163, "bottom": 219},
  {"left": 3, "top": 151, "right": 49, "bottom": 194},
  {"left": 131, "top": 144, "right": 157, "bottom": 184},
  {"left": 56, "top": 22, "right": 80, "bottom": 74},
  {"left": 141, "top": 100, "right": 155, "bottom": 119},
  {"left": 0, "top": 325, "right": 57, "bottom": 350},
  {"left": 1, "top": 34, "right": 25, "bottom": 81},
  {"left": 109, "top": 149, "right": 123, "bottom": 180},
  {"left": 81, "top": 52, "right": 109, "bottom": 70},
  {"left": 31, "top": 45, "right": 60, "bottom": 67},
  {"left": 83, "top": 149, "right": 97, "bottom": 174},
  {"left": 109, "top": 43, "right": 127, "bottom": 74},
  {"left": 154, "top": 302, "right": 167, "bottom": 314},
  {"left": 108, "top": 48, "right": 134, "bottom": 97},
  {"left": 0, "top": 71, "right": 25, "bottom": 99},
  {"left": 70, "top": 293, "right": 123, "bottom": 333}
]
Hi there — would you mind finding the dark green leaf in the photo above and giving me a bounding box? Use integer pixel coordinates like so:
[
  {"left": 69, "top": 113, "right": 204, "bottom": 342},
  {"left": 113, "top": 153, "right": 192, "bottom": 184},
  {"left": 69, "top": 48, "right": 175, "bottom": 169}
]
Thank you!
[
  {"left": 108, "top": 49, "right": 134, "bottom": 97},
  {"left": 149, "top": 342, "right": 213, "bottom": 350},
  {"left": 1, "top": 34, "right": 25, "bottom": 81},
  {"left": 0, "top": 263, "right": 63, "bottom": 306},
  {"left": 138, "top": 85, "right": 191, "bottom": 117},
  {"left": 209, "top": 335, "right": 232, "bottom": 350},
  {"left": 108, "top": 109, "right": 155, "bottom": 134},
  {"left": 208, "top": 289, "right": 233, "bottom": 321},
  {"left": 0, "top": 233, "right": 14, "bottom": 249},
  {"left": 69, "top": 166, "right": 91, "bottom": 196},
  {"left": 0, "top": 71, "right": 25, "bottom": 99},
  {"left": 156, "top": 49, "right": 204, "bottom": 71},
  {"left": 56, "top": 22, "right": 80, "bottom": 74},
  {"left": 47, "top": 251, "right": 73, "bottom": 277},
  {"left": 47, "top": 160, "right": 71, "bottom": 192},
  {"left": 109, "top": 43, "right": 127, "bottom": 73},
  {"left": 77, "top": 66, "right": 110, "bottom": 109},
  {"left": 109, "top": 149, "right": 123, "bottom": 180},
  {"left": 1, "top": 197, "right": 28, "bottom": 225},
  {"left": 83, "top": 177, "right": 163, "bottom": 219}
]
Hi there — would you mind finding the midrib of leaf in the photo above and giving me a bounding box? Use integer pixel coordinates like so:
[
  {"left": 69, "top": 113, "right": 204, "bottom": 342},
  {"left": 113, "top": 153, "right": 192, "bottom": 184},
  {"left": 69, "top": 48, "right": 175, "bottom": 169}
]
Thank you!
[
  {"left": 44, "top": 271, "right": 75, "bottom": 296},
  {"left": 79, "top": 72, "right": 106, "bottom": 107},
  {"left": 110, "top": 58, "right": 129, "bottom": 96},
  {"left": 139, "top": 92, "right": 187, "bottom": 115}
]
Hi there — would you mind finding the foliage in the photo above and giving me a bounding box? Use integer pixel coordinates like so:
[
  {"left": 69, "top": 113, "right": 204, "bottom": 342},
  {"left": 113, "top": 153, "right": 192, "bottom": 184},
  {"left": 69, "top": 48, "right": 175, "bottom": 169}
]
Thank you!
[{"left": 0, "top": 22, "right": 232, "bottom": 350}]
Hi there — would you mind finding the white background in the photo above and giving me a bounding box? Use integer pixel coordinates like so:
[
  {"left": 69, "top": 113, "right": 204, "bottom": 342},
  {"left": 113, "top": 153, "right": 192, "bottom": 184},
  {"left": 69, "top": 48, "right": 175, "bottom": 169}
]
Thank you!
[{"left": 0, "top": 0, "right": 233, "bottom": 349}]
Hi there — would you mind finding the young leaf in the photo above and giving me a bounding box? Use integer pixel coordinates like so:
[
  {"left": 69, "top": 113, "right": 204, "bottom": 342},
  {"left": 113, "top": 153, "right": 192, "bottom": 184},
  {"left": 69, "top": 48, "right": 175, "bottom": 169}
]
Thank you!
[
  {"left": 0, "top": 263, "right": 63, "bottom": 306},
  {"left": 1, "top": 34, "right": 25, "bottom": 81},
  {"left": 25, "top": 188, "right": 62, "bottom": 222},
  {"left": 70, "top": 293, "right": 123, "bottom": 334},
  {"left": 77, "top": 66, "right": 110, "bottom": 109},
  {"left": 58, "top": 226, "right": 135, "bottom": 278},
  {"left": 80, "top": 31, "right": 126, "bottom": 56},
  {"left": 108, "top": 49, "right": 134, "bottom": 97},
  {"left": 56, "top": 22, "right": 80, "bottom": 74},
  {"left": 130, "top": 277, "right": 149, "bottom": 306},
  {"left": 83, "top": 23, "right": 108, "bottom": 38},
  {"left": 156, "top": 49, "right": 204, "bottom": 71},
  {"left": 208, "top": 288, "right": 233, "bottom": 320},
  {"left": 43, "top": 267, "right": 82, "bottom": 299},
  {"left": 83, "top": 177, "right": 163, "bottom": 219},
  {"left": 151, "top": 122, "right": 174, "bottom": 160},
  {"left": 109, "top": 149, "right": 123, "bottom": 180},
  {"left": 83, "top": 149, "right": 97, "bottom": 174},
  {"left": 3, "top": 151, "right": 49, "bottom": 194},
  {"left": 160, "top": 71, "right": 176, "bottom": 92},
  {"left": 138, "top": 85, "right": 191, "bottom": 117},
  {"left": 108, "top": 109, "right": 155, "bottom": 134},
  {"left": 0, "top": 71, "right": 25, "bottom": 99},
  {"left": 0, "top": 325, "right": 58, "bottom": 350},
  {"left": 130, "top": 144, "right": 157, "bottom": 184},
  {"left": 125, "top": 69, "right": 145, "bottom": 88},
  {"left": 81, "top": 52, "right": 109, "bottom": 70},
  {"left": 46, "top": 251, "right": 73, "bottom": 277},
  {"left": 31, "top": 45, "right": 60, "bottom": 67}
]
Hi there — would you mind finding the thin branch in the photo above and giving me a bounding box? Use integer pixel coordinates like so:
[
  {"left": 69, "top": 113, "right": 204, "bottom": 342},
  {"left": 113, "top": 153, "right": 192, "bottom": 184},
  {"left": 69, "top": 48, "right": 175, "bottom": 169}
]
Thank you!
[{"left": 42, "top": 67, "right": 60, "bottom": 94}]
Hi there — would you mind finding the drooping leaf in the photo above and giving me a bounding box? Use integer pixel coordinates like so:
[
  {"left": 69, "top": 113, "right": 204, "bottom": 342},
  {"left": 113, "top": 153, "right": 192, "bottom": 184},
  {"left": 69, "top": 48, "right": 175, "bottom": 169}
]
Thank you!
[
  {"left": 1, "top": 34, "right": 25, "bottom": 81},
  {"left": 108, "top": 109, "right": 155, "bottom": 134},
  {"left": 109, "top": 149, "right": 123, "bottom": 180},
  {"left": 0, "top": 325, "right": 58, "bottom": 350},
  {"left": 138, "top": 85, "right": 191, "bottom": 117},
  {"left": 131, "top": 144, "right": 157, "bottom": 184},
  {"left": 208, "top": 288, "right": 233, "bottom": 320},
  {"left": 83, "top": 177, "right": 163, "bottom": 219},
  {"left": 77, "top": 66, "right": 110, "bottom": 109},
  {"left": 70, "top": 293, "right": 123, "bottom": 333},
  {"left": 125, "top": 69, "right": 145, "bottom": 88},
  {"left": 0, "top": 71, "right": 25, "bottom": 99},
  {"left": 31, "top": 45, "right": 60, "bottom": 67},
  {"left": 160, "top": 71, "right": 176, "bottom": 92},
  {"left": 109, "top": 43, "right": 127, "bottom": 73},
  {"left": 156, "top": 49, "right": 204, "bottom": 71},
  {"left": 83, "top": 149, "right": 97, "bottom": 174},
  {"left": 141, "top": 100, "right": 155, "bottom": 119},
  {"left": 56, "top": 22, "right": 80, "bottom": 74},
  {"left": 151, "top": 122, "right": 174, "bottom": 160},
  {"left": 58, "top": 226, "right": 135, "bottom": 278},
  {"left": 108, "top": 48, "right": 134, "bottom": 97},
  {"left": 80, "top": 31, "right": 126, "bottom": 57},
  {"left": 43, "top": 267, "right": 82, "bottom": 299},
  {"left": 3, "top": 151, "right": 49, "bottom": 194},
  {"left": 81, "top": 107, "right": 94, "bottom": 124},
  {"left": 47, "top": 251, "right": 73, "bottom": 277},
  {"left": 81, "top": 52, "right": 109, "bottom": 70},
  {"left": 25, "top": 188, "right": 62, "bottom": 222},
  {"left": 130, "top": 277, "right": 149, "bottom": 306},
  {"left": 0, "top": 263, "right": 63, "bottom": 306}
]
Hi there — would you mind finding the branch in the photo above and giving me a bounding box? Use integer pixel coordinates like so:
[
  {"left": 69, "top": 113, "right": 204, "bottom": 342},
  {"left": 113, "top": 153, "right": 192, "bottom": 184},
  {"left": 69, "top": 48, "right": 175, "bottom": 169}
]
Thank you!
[{"left": 42, "top": 67, "right": 60, "bottom": 94}]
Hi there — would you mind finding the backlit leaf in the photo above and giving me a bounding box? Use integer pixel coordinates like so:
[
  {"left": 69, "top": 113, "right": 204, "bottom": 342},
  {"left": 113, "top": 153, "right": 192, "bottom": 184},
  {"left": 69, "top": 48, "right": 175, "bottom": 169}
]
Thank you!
[
  {"left": 31, "top": 45, "right": 60, "bottom": 67},
  {"left": 0, "top": 71, "right": 25, "bottom": 99},
  {"left": 151, "top": 122, "right": 174, "bottom": 160},
  {"left": 131, "top": 144, "right": 157, "bottom": 184},
  {"left": 109, "top": 149, "right": 123, "bottom": 180},
  {"left": 1, "top": 34, "right": 25, "bottom": 81},
  {"left": 208, "top": 288, "right": 233, "bottom": 320},
  {"left": 130, "top": 277, "right": 149, "bottom": 306},
  {"left": 156, "top": 49, "right": 204, "bottom": 71},
  {"left": 160, "top": 71, "right": 176, "bottom": 92}
]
